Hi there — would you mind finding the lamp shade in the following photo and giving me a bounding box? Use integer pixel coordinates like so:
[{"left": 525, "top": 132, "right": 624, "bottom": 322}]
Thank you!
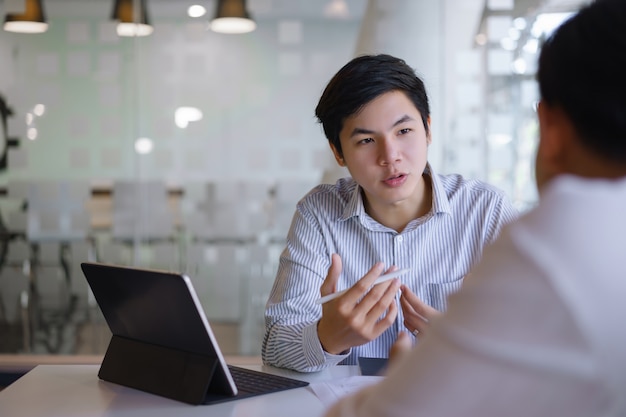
[
  {"left": 111, "top": 0, "right": 153, "bottom": 37},
  {"left": 3, "top": 0, "right": 48, "bottom": 34},
  {"left": 210, "top": 0, "right": 256, "bottom": 34}
]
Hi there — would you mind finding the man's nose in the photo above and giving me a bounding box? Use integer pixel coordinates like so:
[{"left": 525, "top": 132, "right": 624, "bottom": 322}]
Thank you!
[{"left": 378, "top": 139, "right": 400, "bottom": 166}]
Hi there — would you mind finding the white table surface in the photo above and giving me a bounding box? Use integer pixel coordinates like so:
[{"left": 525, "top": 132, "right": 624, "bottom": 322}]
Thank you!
[{"left": 0, "top": 364, "right": 362, "bottom": 417}]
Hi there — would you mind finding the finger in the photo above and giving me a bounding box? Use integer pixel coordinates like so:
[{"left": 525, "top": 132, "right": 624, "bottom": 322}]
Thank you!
[
  {"left": 389, "top": 331, "right": 412, "bottom": 363},
  {"left": 400, "top": 285, "right": 437, "bottom": 318},
  {"left": 320, "top": 253, "right": 342, "bottom": 297},
  {"left": 399, "top": 288, "right": 435, "bottom": 334},
  {"left": 399, "top": 284, "right": 421, "bottom": 306},
  {"left": 404, "top": 317, "right": 427, "bottom": 335},
  {"left": 399, "top": 286, "right": 422, "bottom": 317},
  {"left": 371, "top": 298, "right": 398, "bottom": 335},
  {"left": 361, "top": 278, "right": 401, "bottom": 321},
  {"left": 399, "top": 292, "right": 415, "bottom": 315},
  {"left": 340, "top": 262, "right": 385, "bottom": 304},
  {"left": 413, "top": 299, "right": 437, "bottom": 321},
  {"left": 383, "top": 265, "right": 399, "bottom": 274},
  {"left": 399, "top": 290, "right": 419, "bottom": 316}
]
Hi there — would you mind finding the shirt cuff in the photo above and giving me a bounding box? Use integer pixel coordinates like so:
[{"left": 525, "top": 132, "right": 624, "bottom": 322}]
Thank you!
[{"left": 302, "top": 322, "right": 351, "bottom": 368}]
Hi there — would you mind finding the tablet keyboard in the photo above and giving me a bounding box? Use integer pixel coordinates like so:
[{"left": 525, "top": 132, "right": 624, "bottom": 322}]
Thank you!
[{"left": 228, "top": 365, "right": 309, "bottom": 395}]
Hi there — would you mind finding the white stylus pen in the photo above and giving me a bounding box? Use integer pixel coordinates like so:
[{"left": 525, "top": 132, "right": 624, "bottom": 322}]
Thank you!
[{"left": 315, "top": 268, "right": 410, "bottom": 305}]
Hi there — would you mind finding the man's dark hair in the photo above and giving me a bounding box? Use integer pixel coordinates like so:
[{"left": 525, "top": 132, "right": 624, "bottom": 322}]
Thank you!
[
  {"left": 537, "top": 0, "right": 626, "bottom": 164},
  {"left": 315, "top": 54, "right": 430, "bottom": 158}
]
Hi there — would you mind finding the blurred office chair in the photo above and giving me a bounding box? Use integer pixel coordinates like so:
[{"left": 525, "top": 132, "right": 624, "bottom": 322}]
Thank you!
[
  {"left": 4, "top": 180, "right": 93, "bottom": 354},
  {"left": 110, "top": 180, "right": 179, "bottom": 267},
  {"left": 111, "top": 180, "right": 175, "bottom": 241},
  {"left": 23, "top": 181, "right": 91, "bottom": 242},
  {"left": 186, "top": 180, "right": 272, "bottom": 243},
  {"left": 184, "top": 241, "right": 245, "bottom": 322}
]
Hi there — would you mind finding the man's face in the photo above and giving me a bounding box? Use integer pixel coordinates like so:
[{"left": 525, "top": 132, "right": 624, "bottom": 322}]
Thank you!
[{"left": 332, "top": 90, "right": 431, "bottom": 211}]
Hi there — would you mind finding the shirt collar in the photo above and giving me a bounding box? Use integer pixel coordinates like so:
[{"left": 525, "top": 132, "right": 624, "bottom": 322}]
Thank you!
[
  {"left": 339, "top": 162, "right": 452, "bottom": 222},
  {"left": 339, "top": 182, "right": 366, "bottom": 221},
  {"left": 427, "top": 163, "right": 452, "bottom": 215}
]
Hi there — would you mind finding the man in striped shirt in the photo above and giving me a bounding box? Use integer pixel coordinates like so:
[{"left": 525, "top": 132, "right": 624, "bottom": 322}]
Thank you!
[
  {"left": 325, "top": 1, "right": 626, "bottom": 415},
  {"left": 262, "top": 54, "right": 518, "bottom": 372}
]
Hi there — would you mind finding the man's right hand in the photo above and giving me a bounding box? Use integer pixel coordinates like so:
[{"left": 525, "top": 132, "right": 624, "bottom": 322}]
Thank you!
[{"left": 317, "top": 254, "right": 401, "bottom": 355}]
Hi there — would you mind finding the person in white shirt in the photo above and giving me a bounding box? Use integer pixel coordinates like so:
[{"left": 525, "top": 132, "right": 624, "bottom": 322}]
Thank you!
[
  {"left": 325, "top": 0, "right": 626, "bottom": 415},
  {"left": 263, "top": 54, "right": 517, "bottom": 372}
]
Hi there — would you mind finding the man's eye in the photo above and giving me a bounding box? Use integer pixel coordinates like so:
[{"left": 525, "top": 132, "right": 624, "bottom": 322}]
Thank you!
[
  {"left": 399, "top": 128, "right": 411, "bottom": 135},
  {"left": 358, "top": 138, "right": 373, "bottom": 144}
]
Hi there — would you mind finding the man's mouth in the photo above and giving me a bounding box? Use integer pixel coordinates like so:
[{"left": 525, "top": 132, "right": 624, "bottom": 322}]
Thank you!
[{"left": 383, "top": 173, "right": 407, "bottom": 187}]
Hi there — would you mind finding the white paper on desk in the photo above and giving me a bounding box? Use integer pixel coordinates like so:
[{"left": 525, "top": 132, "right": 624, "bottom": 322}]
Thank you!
[{"left": 309, "top": 376, "right": 384, "bottom": 407}]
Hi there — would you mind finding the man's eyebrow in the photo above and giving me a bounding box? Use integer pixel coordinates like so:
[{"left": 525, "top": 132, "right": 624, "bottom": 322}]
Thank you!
[
  {"left": 393, "top": 114, "right": 414, "bottom": 126},
  {"left": 349, "top": 127, "right": 375, "bottom": 138},
  {"left": 349, "top": 114, "right": 415, "bottom": 138}
]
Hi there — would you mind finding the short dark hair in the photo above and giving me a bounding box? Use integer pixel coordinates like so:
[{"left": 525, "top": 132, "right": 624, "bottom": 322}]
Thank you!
[
  {"left": 315, "top": 54, "right": 430, "bottom": 158},
  {"left": 537, "top": 0, "right": 626, "bottom": 164}
]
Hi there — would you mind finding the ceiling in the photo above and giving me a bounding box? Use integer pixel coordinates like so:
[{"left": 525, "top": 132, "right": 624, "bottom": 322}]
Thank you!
[
  {"left": 30, "top": 0, "right": 368, "bottom": 20},
  {"left": 4, "top": 0, "right": 589, "bottom": 23}
]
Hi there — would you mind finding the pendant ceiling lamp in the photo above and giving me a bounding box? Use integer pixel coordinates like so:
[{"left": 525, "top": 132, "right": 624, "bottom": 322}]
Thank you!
[
  {"left": 210, "top": 0, "right": 256, "bottom": 34},
  {"left": 3, "top": 0, "right": 48, "bottom": 34},
  {"left": 111, "top": 0, "right": 153, "bottom": 37}
]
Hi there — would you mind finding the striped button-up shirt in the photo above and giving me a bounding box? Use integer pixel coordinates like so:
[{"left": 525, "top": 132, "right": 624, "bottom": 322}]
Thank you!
[{"left": 263, "top": 165, "right": 518, "bottom": 372}]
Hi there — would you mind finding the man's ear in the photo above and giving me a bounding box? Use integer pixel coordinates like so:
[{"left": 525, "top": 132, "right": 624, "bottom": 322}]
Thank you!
[
  {"left": 426, "top": 116, "right": 432, "bottom": 146},
  {"left": 535, "top": 100, "right": 577, "bottom": 190},
  {"left": 330, "top": 143, "right": 345, "bottom": 166},
  {"left": 536, "top": 101, "right": 569, "bottom": 168}
]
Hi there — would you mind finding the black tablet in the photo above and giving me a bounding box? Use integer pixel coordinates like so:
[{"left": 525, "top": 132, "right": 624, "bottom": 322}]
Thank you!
[{"left": 81, "top": 262, "right": 308, "bottom": 405}]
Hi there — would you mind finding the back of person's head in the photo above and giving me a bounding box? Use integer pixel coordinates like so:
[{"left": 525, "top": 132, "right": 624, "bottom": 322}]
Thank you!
[
  {"left": 315, "top": 54, "right": 430, "bottom": 157},
  {"left": 537, "top": 0, "right": 626, "bottom": 164}
]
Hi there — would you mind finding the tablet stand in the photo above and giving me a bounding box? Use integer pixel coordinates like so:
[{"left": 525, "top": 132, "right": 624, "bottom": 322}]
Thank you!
[{"left": 98, "top": 335, "right": 218, "bottom": 405}]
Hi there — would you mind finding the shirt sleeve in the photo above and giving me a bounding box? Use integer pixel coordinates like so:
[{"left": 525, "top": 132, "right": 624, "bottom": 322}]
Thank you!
[
  {"left": 262, "top": 203, "right": 350, "bottom": 372},
  {"left": 325, "top": 224, "right": 599, "bottom": 417},
  {"left": 484, "top": 191, "right": 519, "bottom": 245}
]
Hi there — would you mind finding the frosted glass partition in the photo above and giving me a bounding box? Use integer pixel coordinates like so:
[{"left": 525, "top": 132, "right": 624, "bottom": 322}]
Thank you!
[{"left": 0, "top": 0, "right": 588, "bottom": 357}]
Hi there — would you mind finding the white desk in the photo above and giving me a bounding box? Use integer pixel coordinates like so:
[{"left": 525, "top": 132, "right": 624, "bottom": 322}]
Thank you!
[{"left": 0, "top": 364, "right": 361, "bottom": 417}]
